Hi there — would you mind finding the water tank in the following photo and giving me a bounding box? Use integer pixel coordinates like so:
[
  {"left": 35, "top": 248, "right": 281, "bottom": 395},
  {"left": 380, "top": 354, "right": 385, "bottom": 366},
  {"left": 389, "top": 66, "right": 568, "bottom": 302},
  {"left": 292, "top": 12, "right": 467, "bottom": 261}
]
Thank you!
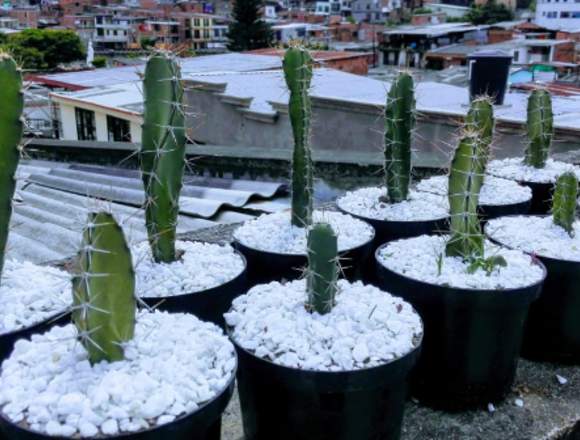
[{"left": 468, "top": 50, "right": 512, "bottom": 105}]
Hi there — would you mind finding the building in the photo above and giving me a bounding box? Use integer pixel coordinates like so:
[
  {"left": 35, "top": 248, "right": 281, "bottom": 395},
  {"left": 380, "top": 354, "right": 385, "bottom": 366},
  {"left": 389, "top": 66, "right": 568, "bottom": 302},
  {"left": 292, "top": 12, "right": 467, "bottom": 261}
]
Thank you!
[
  {"left": 138, "top": 20, "right": 180, "bottom": 46},
  {"left": 62, "top": 14, "right": 95, "bottom": 47},
  {"left": 8, "top": 6, "right": 39, "bottom": 28},
  {"left": 535, "top": 0, "right": 580, "bottom": 31},
  {"left": 189, "top": 13, "right": 214, "bottom": 50},
  {"left": 271, "top": 22, "right": 330, "bottom": 44},
  {"left": 351, "top": 0, "right": 401, "bottom": 23},
  {"left": 94, "top": 14, "right": 136, "bottom": 50}
]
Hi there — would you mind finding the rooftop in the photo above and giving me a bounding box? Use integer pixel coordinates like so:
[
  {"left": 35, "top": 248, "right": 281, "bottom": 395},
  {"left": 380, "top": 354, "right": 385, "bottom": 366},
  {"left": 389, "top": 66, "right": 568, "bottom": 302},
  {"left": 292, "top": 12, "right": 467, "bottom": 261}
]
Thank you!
[
  {"left": 428, "top": 38, "right": 573, "bottom": 56},
  {"left": 383, "top": 22, "right": 489, "bottom": 37}
]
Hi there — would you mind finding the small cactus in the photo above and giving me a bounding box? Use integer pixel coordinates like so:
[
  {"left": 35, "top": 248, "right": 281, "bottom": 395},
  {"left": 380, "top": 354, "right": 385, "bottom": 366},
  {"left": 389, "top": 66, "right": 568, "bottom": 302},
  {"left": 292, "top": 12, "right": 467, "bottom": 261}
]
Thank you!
[
  {"left": 524, "top": 89, "right": 553, "bottom": 169},
  {"left": 0, "top": 54, "right": 23, "bottom": 282},
  {"left": 552, "top": 172, "right": 578, "bottom": 236},
  {"left": 141, "top": 52, "right": 186, "bottom": 263},
  {"left": 465, "top": 96, "right": 494, "bottom": 151},
  {"left": 284, "top": 45, "right": 314, "bottom": 227},
  {"left": 72, "top": 212, "right": 136, "bottom": 364},
  {"left": 384, "top": 72, "right": 415, "bottom": 203},
  {"left": 445, "top": 132, "right": 487, "bottom": 259},
  {"left": 306, "top": 223, "right": 338, "bottom": 315}
]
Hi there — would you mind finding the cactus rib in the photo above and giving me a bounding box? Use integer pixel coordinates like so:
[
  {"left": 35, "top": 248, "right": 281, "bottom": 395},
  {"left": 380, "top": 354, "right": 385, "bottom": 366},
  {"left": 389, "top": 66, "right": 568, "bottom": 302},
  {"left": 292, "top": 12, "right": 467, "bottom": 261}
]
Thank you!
[
  {"left": 306, "top": 223, "right": 338, "bottom": 315},
  {"left": 72, "top": 212, "right": 136, "bottom": 364},
  {"left": 552, "top": 172, "right": 578, "bottom": 236},
  {"left": 384, "top": 72, "right": 415, "bottom": 203},
  {"left": 0, "top": 54, "right": 23, "bottom": 283},
  {"left": 524, "top": 89, "right": 553, "bottom": 169},
  {"left": 284, "top": 46, "right": 314, "bottom": 227},
  {"left": 141, "top": 52, "right": 186, "bottom": 263}
]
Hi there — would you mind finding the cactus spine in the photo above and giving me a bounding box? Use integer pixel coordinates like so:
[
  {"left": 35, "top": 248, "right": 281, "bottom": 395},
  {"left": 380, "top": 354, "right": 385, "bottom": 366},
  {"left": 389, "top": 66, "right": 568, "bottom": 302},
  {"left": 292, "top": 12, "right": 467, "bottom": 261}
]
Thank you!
[
  {"left": 465, "top": 96, "right": 494, "bottom": 151},
  {"left": 524, "top": 89, "right": 553, "bottom": 169},
  {"left": 72, "top": 212, "right": 136, "bottom": 364},
  {"left": 306, "top": 223, "right": 338, "bottom": 315},
  {"left": 384, "top": 72, "right": 415, "bottom": 203},
  {"left": 141, "top": 52, "right": 186, "bottom": 263},
  {"left": 284, "top": 46, "right": 314, "bottom": 227},
  {"left": 552, "top": 172, "right": 578, "bottom": 236},
  {"left": 0, "top": 54, "right": 23, "bottom": 283}
]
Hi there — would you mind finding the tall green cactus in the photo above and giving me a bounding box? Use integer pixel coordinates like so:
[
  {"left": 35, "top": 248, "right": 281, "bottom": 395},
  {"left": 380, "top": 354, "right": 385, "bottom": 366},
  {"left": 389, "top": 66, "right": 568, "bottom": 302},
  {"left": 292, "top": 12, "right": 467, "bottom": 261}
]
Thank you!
[
  {"left": 384, "top": 72, "right": 415, "bottom": 203},
  {"left": 306, "top": 223, "right": 338, "bottom": 315},
  {"left": 0, "top": 54, "right": 23, "bottom": 283},
  {"left": 141, "top": 52, "right": 186, "bottom": 263},
  {"left": 284, "top": 46, "right": 314, "bottom": 227},
  {"left": 524, "top": 89, "right": 553, "bottom": 169},
  {"left": 552, "top": 172, "right": 578, "bottom": 236},
  {"left": 445, "top": 133, "right": 488, "bottom": 259},
  {"left": 72, "top": 212, "right": 136, "bottom": 364},
  {"left": 465, "top": 96, "right": 494, "bottom": 151}
]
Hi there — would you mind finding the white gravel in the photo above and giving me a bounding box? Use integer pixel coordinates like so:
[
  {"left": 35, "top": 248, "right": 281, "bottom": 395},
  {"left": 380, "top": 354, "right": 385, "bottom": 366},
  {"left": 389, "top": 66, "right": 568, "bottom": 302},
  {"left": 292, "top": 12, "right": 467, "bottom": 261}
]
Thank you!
[
  {"left": 233, "top": 210, "right": 374, "bottom": 255},
  {"left": 134, "top": 241, "right": 245, "bottom": 298},
  {"left": 0, "top": 310, "right": 236, "bottom": 438},
  {"left": 487, "top": 158, "right": 580, "bottom": 184},
  {"left": 377, "top": 235, "right": 544, "bottom": 290},
  {"left": 486, "top": 215, "right": 580, "bottom": 262},
  {"left": 337, "top": 187, "right": 448, "bottom": 222},
  {"left": 225, "top": 279, "right": 423, "bottom": 372},
  {"left": 0, "top": 260, "right": 70, "bottom": 335},
  {"left": 416, "top": 175, "right": 532, "bottom": 206}
]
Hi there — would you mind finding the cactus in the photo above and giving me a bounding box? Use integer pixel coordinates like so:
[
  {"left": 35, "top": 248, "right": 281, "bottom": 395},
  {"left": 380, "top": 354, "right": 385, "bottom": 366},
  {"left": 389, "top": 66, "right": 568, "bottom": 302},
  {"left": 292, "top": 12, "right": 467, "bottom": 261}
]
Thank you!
[
  {"left": 445, "top": 132, "right": 487, "bottom": 259},
  {"left": 141, "top": 52, "right": 186, "bottom": 263},
  {"left": 465, "top": 96, "right": 494, "bottom": 151},
  {"left": 552, "top": 172, "right": 578, "bottom": 236},
  {"left": 72, "top": 212, "right": 136, "bottom": 364},
  {"left": 284, "top": 46, "right": 314, "bottom": 227},
  {"left": 524, "top": 89, "right": 553, "bottom": 169},
  {"left": 306, "top": 223, "right": 338, "bottom": 315},
  {"left": 384, "top": 72, "right": 415, "bottom": 203},
  {"left": 0, "top": 54, "right": 23, "bottom": 283}
]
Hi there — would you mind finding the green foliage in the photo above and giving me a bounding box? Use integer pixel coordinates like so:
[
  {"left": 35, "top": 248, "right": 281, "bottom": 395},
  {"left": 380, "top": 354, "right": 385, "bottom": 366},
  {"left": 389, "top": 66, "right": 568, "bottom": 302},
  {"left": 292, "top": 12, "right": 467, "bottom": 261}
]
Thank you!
[
  {"left": 141, "top": 52, "right": 186, "bottom": 263},
  {"left": 467, "top": 255, "right": 507, "bottom": 275},
  {"left": 346, "top": 15, "right": 356, "bottom": 24},
  {"left": 140, "top": 37, "right": 157, "bottom": 50},
  {"left": 466, "top": 0, "right": 514, "bottom": 24},
  {"left": 524, "top": 89, "right": 553, "bottom": 169},
  {"left": 2, "top": 29, "right": 84, "bottom": 70},
  {"left": 0, "top": 54, "right": 22, "bottom": 284},
  {"left": 284, "top": 46, "right": 314, "bottom": 227},
  {"left": 92, "top": 56, "right": 107, "bottom": 68},
  {"left": 227, "top": 0, "right": 273, "bottom": 51},
  {"left": 552, "top": 172, "right": 578, "bottom": 236},
  {"left": 306, "top": 223, "right": 339, "bottom": 315},
  {"left": 72, "top": 212, "right": 136, "bottom": 365},
  {"left": 413, "top": 7, "right": 433, "bottom": 14},
  {"left": 465, "top": 96, "right": 494, "bottom": 149},
  {"left": 384, "top": 72, "right": 415, "bottom": 203}
]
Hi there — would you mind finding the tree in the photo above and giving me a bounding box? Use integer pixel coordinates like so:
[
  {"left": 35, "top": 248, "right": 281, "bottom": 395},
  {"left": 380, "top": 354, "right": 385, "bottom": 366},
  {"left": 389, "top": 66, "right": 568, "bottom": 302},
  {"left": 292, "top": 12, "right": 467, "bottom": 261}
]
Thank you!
[
  {"left": 227, "top": 0, "right": 273, "bottom": 51},
  {"left": 466, "top": 0, "right": 514, "bottom": 24},
  {"left": 2, "top": 29, "right": 84, "bottom": 70}
]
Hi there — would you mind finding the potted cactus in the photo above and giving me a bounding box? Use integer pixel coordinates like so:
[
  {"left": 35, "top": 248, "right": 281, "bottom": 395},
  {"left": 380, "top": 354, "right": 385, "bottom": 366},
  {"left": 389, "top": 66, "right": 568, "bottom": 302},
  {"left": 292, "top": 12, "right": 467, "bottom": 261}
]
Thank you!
[
  {"left": 486, "top": 172, "right": 580, "bottom": 362},
  {"left": 233, "top": 46, "right": 374, "bottom": 284},
  {"left": 135, "top": 51, "right": 246, "bottom": 327},
  {"left": 0, "top": 53, "right": 70, "bottom": 361},
  {"left": 226, "top": 222, "right": 423, "bottom": 440},
  {"left": 337, "top": 72, "right": 448, "bottom": 246},
  {"left": 416, "top": 98, "right": 532, "bottom": 221},
  {"left": 487, "top": 89, "right": 580, "bottom": 214},
  {"left": 0, "top": 212, "right": 236, "bottom": 439},
  {"left": 374, "top": 123, "right": 546, "bottom": 408}
]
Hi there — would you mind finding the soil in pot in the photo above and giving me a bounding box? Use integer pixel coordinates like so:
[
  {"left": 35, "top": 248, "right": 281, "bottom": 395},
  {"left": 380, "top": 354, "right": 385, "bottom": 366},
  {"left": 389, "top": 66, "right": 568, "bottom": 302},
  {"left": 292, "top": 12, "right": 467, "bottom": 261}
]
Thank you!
[
  {"left": 487, "top": 158, "right": 580, "bottom": 214},
  {"left": 375, "top": 235, "right": 545, "bottom": 409},
  {"left": 0, "top": 310, "right": 236, "bottom": 440},
  {"left": 225, "top": 279, "right": 423, "bottom": 440},
  {"left": 134, "top": 241, "right": 247, "bottom": 328},
  {"left": 232, "top": 211, "right": 375, "bottom": 284},
  {"left": 0, "top": 260, "right": 70, "bottom": 361},
  {"left": 416, "top": 175, "right": 532, "bottom": 221},
  {"left": 486, "top": 215, "right": 580, "bottom": 363}
]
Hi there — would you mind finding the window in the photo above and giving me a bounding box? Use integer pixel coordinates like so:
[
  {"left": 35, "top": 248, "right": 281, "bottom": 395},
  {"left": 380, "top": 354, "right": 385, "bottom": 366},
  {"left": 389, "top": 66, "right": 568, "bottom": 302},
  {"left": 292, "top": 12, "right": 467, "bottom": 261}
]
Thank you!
[
  {"left": 561, "top": 11, "right": 571, "bottom": 16},
  {"left": 97, "top": 28, "right": 104, "bottom": 35},
  {"left": 106, "top": 115, "right": 131, "bottom": 142},
  {"left": 572, "top": 10, "right": 580, "bottom": 16},
  {"left": 75, "top": 108, "right": 96, "bottom": 141}
]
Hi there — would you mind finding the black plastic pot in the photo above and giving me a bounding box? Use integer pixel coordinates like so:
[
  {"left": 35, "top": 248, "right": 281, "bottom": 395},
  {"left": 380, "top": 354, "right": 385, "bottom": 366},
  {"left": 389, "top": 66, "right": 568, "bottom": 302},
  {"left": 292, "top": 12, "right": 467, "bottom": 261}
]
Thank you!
[
  {"left": 141, "top": 251, "right": 247, "bottom": 329},
  {"left": 233, "top": 231, "right": 374, "bottom": 285},
  {"left": 228, "top": 327, "right": 421, "bottom": 440},
  {"left": 0, "top": 367, "right": 236, "bottom": 440},
  {"left": 478, "top": 199, "right": 531, "bottom": 221},
  {"left": 375, "top": 245, "right": 545, "bottom": 409},
  {"left": 485, "top": 221, "right": 580, "bottom": 363},
  {"left": 0, "top": 311, "right": 69, "bottom": 363},
  {"left": 518, "top": 180, "right": 553, "bottom": 215}
]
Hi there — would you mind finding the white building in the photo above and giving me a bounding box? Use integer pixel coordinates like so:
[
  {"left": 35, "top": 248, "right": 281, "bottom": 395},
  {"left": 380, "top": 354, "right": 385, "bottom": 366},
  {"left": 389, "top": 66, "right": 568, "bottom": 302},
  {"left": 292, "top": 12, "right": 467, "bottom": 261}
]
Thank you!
[{"left": 535, "top": 0, "right": 580, "bottom": 31}]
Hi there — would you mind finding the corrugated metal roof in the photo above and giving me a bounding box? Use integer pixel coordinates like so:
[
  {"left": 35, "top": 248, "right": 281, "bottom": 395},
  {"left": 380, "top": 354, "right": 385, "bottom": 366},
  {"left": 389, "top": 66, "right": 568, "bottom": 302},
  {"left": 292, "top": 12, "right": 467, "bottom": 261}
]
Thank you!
[{"left": 8, "top": 160, "right": 288, "bottom": 264}]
